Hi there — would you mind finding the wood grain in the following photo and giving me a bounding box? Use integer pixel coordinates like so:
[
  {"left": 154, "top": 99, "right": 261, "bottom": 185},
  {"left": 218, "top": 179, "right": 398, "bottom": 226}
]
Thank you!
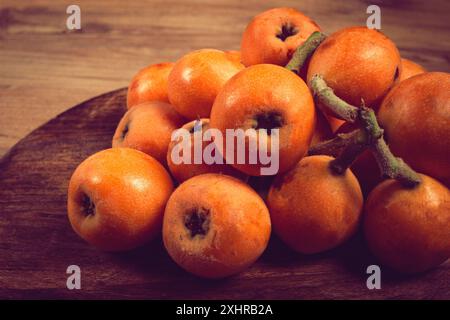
[
  {"left": 1, "top": 0, "right": 449, "bottom": 157},
  {"left": 0, "top": 89, "right": 448, "bottom": 299}
]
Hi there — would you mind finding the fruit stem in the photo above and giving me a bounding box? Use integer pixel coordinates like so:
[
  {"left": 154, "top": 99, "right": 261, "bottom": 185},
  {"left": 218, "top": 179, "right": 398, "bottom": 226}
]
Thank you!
[
  {"left": 309, "top": 129, "right": 364, "bottom": 157},
  {"left": 309, "top": 77, "right": 421, "bottom": 188},
  {"left": 310, "top": 75, "right": 359, "bottom": 122},
  {"left": 329, "top": 141, "right": 367, "bottom": 175},
  {"left": 285, "top": 31, "right": 327, "bottom": 74},
  {"left": 371, "top": 139, "right": 421, "bottom": 188}
]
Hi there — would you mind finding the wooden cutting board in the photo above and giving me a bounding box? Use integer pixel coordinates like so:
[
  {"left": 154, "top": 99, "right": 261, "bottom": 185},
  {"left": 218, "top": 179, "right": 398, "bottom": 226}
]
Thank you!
[{"left": 0, "top": 89, "right": 448, "bottom": 299}]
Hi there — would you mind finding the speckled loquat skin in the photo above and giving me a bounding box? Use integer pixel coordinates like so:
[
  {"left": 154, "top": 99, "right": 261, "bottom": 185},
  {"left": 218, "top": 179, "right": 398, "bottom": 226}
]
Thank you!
[
  {"left": 378, "top": 72, "right": 450, "bottom": 187},
  {"left": 167, "top": 49, "right": 244, "bottom": 120},
  {"left": 112, "top": 101, "right": 185, "bottom": 166},
  {"left": 324, "top": 113, "right": 346, "bottom": 133},
  {"left": 267, "top": 155, "right": 363, "bottom": 254},
  {"left": 307, "top": 26, "right": 402, "bottom": 110},
  {"left": 240, "top": 7, "right": 321, "bottom": 67},
  {"left": 224, "top": 50, "right": 242, "bottom": 65},
  {"left": 163, "top": 174, "right": 271, "bottom": 278},
  {"left": 166, "top": 119, "right": 246, "bottom": 183},
  {"left": 398, "top": 58, "right": 426, "bottom": 82},
  {"left": 364, "top": 174, "right": 450, "bottom": 274},
  {"left": 127, "top": 62, "right": 174, "bottom": 109},
  {"left": 210, "top": 64, "right": 316, "bottom": 176},
  {"left": 68, "top": 148, "right": 174, "bottom": 251}
]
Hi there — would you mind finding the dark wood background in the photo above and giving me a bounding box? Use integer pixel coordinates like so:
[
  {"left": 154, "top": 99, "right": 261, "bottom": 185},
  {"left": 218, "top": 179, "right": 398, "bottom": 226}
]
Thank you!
[
  {"left": 1, "top": 0, "right": 449, "bottom": 157},
  {"left": 0, "top": 0, "right": 449, "bottom": 299}
]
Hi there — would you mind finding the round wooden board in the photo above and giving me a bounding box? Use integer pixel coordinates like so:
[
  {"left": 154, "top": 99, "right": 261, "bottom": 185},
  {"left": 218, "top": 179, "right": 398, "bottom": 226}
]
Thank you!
[{"left": 0, "top": 89, "right": 448, "bottom": 299}]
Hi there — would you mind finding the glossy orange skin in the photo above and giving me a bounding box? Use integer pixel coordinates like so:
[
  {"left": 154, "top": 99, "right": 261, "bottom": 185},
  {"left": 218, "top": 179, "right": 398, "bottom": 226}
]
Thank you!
[
  {"left": 310, "top": 109, "right": 333, "bottom": 147},
  {"left": 68, "top": 148, "right": 174, "bottom": 251},
  {"left": 240, "top": 7, "right": 321, "bottom": 67},
  {"left": 167, "top": 119, "right": 246, "bottom": 183},
  {"left": 167, "top": 49, "right": 244, "bottom": 120},
  {"left": 112, "top": 101, "right": 185, "bottom": 166},
  {"left": 163, "top": 174, "right": 271, "bottom": 278},
  {"left": 378, "top": 72, "right": 450, "bottom": 186},
  {"left": 268, "top": 155, "right": 363, "bottom": 254},
  {"left": 224, "top": 50, "right": 242, "bottom": 64},
  {"left": 307, "top": 26, "right": 401, "bottom": 110},
  {"left": 364, "top": 175, "right": 450, "bottom": 274},
  {"left": 399, "top": 58, "right": 426, "bottom": 82},
  {"left": 325, "top": 114, "right": 346, "bottom": 133},
  {"left": 127, "top": 62, "right": 174, "bottom": 109},
  {"left": 210, "top": 64, "right": 316, "bottom": 176},
  {"left": 336, "top": 122, "right": 382, "bottom": 196}
]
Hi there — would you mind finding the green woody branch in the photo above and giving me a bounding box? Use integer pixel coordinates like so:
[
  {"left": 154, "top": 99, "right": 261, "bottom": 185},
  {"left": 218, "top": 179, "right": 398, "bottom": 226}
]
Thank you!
[
  {"left": 309, "top": 76, "right": 421, "bottom": 188},
  {"left": 285, "top": 31, "right": 327, "bottom": 74}
]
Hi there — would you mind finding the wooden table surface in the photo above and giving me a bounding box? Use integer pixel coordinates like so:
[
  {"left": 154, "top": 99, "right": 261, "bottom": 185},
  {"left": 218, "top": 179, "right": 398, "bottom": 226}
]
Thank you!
[
  {"left": 1, "top": 0, "right": 449, "bottom": 158},
  {"left": 0, "top": 0, "right": 449, "bottom": 300},
  {"left": 1, "top": 87, "right": 449, "bottom": 299}
]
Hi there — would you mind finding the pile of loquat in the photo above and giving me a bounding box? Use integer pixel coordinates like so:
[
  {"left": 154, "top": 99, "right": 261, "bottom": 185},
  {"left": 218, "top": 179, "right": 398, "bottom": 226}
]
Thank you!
[{"left": 68, "top": 7, "right": 449, "bottom": 278}]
